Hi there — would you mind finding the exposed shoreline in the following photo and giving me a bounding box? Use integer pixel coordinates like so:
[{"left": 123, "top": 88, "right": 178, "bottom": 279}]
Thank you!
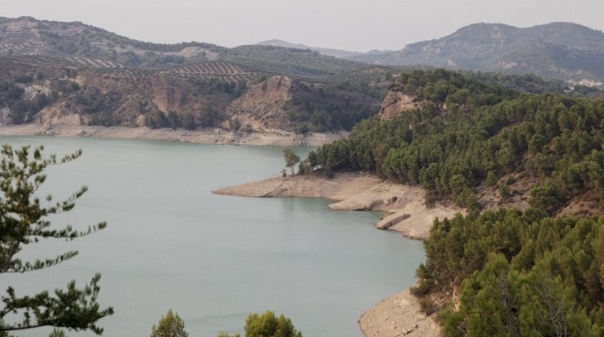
[
  {"left": 3, "top": 124, "right": 450, "bottom": 337},
  {"left": 0, "top": 124, "right": 348, "bottom": 147},
  {"left": 214, "top": 173, "right": 460, "bottom": 337}
]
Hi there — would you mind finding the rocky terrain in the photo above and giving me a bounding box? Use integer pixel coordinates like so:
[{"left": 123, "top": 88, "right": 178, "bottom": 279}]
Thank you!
[
  {"left": 0, "top": 16, "right": 392, "bottom": 134},
  {"left": 0, "top": 54, "right": 383, "bottom": 133}
]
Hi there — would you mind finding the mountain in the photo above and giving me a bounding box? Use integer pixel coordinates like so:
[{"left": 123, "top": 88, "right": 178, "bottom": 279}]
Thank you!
[
  {"left": 0, "top": 16, "right": 223, "bottom": 68},
  {"left": 256, "top": 39, "right": 362, "bottom": 59},
  {"left": 0, "top": 16, "right": 395, "bottom": 132},
  {"left": 0, "top": 16, "right": 379, "bottom": 80},
  {"left": 347, "top": 22, "right": 604, "bottom": 85}
]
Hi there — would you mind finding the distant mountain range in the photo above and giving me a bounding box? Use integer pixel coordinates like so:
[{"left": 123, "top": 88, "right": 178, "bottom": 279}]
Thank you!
[
  {"left": 258, "top": 23, "right": 604, "bottom": 86},
  {"left": 2, "top": 16, "right": 604, "bottom": 84}
]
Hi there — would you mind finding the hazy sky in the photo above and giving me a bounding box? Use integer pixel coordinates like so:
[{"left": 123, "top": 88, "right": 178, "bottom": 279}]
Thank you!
[{"left": 2, "top": 0, "right": 603, "bottom": 52}]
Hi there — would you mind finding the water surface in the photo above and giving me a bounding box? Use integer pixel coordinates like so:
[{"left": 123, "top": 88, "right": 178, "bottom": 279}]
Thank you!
[{"left": 0, "top": 136, "right": 425, "bottom": 337}]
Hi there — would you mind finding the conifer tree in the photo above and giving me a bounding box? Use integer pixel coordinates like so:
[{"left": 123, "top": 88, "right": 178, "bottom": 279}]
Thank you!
[
  {"left": 0, "top": 144, "right": 112, "bottom": 334},
  {"left": 150, "top": 309, "right": 188, "bottom": 337}
]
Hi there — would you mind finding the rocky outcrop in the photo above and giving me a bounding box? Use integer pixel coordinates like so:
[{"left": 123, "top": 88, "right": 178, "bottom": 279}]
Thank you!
[
  {"left": 379, "top": 91, "right": 419, "bottom": 120},
  {"left": 375, "top": 212, "right": 410, "bottom": 230}
]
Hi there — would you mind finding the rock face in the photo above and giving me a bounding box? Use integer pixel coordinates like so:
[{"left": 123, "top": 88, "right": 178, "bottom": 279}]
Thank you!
[
  {"left": 379, "top": 91, "right": 419, "bottom": 120},
  {"left": 225, "top": 75, "right": 293, "bottom": 132}
]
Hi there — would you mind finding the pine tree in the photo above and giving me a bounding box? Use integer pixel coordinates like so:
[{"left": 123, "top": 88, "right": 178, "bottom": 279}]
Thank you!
[
  {"left": 150, "top": 309, "right": 188, "bottom": 337},
  {"left": 0, "top": 145, "right": 112, "bottom": 334}
]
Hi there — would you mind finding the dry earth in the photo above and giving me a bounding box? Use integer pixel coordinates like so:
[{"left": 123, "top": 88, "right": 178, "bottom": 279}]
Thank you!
[
  {"left": 359, "top": 288, "right": 442, "bottom": 337},
  {"left": 214, "top": 172, "right": 463, "bottom": 337},
  {"left": 0, "top": 124, "right": 348, "bottom": 147}
]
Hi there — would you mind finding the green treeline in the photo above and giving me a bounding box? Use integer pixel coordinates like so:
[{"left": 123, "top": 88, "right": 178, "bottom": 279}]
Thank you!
[
  {"left": 417, "top": 209, "right": 603, "bottom": 336},
  {"left": 302, "top": 69, "right": 604, "bottom": 335},
  {"left": 307, "top": 69, "right": 604, "bottom": 211}
]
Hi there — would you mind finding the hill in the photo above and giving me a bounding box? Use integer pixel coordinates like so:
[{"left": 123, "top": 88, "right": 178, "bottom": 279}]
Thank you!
[
  {"left": 0, "top": 16, "right": 222, "bottom": 68},
  {"left": 0, "top": 16, "right": 376, "bottom": 80},
  {"left": 302, "top": 69, "right": 604, "bottom": 335},
  {"left": 307, "top": 69, "right": 604, "bottom": 215},
  {"left": 348, "top": 22, "right": 604, "bottom": 86},
  {"left": 0, "top": 16, "right": 393, "bottom": 133},
  {"left": 256, "top": 39, "right": 362, "bottom": 59}
]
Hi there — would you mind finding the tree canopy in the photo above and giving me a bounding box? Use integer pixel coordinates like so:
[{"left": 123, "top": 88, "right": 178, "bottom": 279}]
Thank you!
[
  {"left": 283, "top": 148, "right": 300, "bottom": 176},
  {"left": 306, "top": 69, "right": 604, "bottom": 213},
  {"left": 150, "top": 309, "right": 188, "bottom": 337},
  {"left": 0, "top": 144, "right": 112, "bottom": 335},
  {"left": 217, "top": 310, "right": 303, "bottom": 337}
]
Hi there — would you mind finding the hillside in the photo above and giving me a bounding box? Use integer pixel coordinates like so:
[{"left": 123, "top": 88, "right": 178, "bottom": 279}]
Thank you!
[
  {"left": 256, "top": 39, "right": 363, "bottom": 59},
  {"left": 0, "top": 16, "right": 393, "bottom": 132},
  {"left": 348, "top": 22, "right": 604, "bottom": 86},
  {"left": 0, "top": 16, "right": 375, "bottom": 81},
  {"left": 0, "top": 54, "right": 383, "bottom": 132},
  {"left": 301, "top": 69, "right": 604, "bottom": 335},
  {"left": 0, "top": 16, "right": 222, "bottom": 68},
  {"left": 308, "top": 69, "right": 604, "bottom": 215}
]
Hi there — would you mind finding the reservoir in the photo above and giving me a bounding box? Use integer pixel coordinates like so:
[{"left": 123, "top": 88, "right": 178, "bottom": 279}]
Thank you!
[{"left": 0, "top": 136, "right": 425, "bottom": 337}]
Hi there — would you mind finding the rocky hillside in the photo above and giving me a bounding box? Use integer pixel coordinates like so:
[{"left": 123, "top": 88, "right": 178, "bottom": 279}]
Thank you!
[
  {"left": 0, "top": 16, "right": 392, "bottom": 132},
  {"left": 0, "top": 55, "right": 382, "bottom": 132},
  {"left": 348, "top": 22, "right": 604, "bottom": 86}
]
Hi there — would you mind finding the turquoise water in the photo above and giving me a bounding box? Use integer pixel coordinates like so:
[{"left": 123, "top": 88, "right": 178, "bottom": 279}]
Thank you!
[{"left": 0, "top": 136, "right": 425, "bottom": 337}]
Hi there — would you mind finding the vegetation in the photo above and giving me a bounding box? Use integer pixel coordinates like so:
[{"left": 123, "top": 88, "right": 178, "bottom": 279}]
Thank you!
[
  {"left": 415, "top": 209, "right": 603, "bottom": 336},
  {"left": 307, "top": 69, "right": 604, "bottom": 211},
  {"left": 218, "top": 310, "right": 303, "bottom": 337},
  {"left": 284, "top": 82, "right": 379, "bottom": 132},
  {"left": 348, "top": 22, "right": 604, "bottom": 85},
  {"left": 220, "top": 45, "right": 365, "bottom": 79},
  {"left": 150, "top": 309, "right": 188, "bottom": 337},
  {"left": 302, "top": 69, "right": 604, "bottom": 335},
  {"left": 0, "top": 80, "right": 52, "bottom": 124},
  {"left": 283, "top": 148, "right": 300, "bottom": 175},
  {"left": 0, "top": 145, "right": 112, "bottom": 334}
]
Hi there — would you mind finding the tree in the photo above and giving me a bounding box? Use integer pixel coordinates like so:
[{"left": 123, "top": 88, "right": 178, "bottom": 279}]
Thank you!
[
  {"left": 283, "top": 148, "right": 300, "bottom": 176},
  {"left": 150, "top": 309, "right": 188, "bottom": 337},
  {"left": 0, "top": 145, "right": 112, "bottom": 334},
  {"left": 244, "top": 311, "right": 302, "bottom": 337},
  {"left": 217, "top": 311, "right": 302, "bottom": 337}
]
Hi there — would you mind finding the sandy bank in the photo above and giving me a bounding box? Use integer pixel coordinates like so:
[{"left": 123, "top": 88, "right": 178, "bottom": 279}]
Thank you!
[
  {"left": 359, "top": 287, "right": 442, "bottom": 337},
  {"left": 0, "top": 124, "right": 348, "bottom": 147},
  {"left": 213, "top": 172, "right": 461, "bottom": 241},
  {"left": 214, "top": 172, "right": 460, "bottom": 337}
]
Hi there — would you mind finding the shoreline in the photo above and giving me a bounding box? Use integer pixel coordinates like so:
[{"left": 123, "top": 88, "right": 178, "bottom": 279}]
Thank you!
[
  {"left": 0, "top": 124, "right": 348, "bottom": 147},
  {"left": 213, "top": 173, "right": 460, "bottom": 337},
  {"left": 213, "top": 172, "right": 461, "bottom": 241},
  {"left": 3, "top": 123, "right": 450, "bottom": 337}
]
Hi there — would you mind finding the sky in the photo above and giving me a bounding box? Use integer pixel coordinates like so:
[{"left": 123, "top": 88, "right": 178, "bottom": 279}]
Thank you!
[{"left": 2, "top": 0, "right": 604, "bottom": 52}]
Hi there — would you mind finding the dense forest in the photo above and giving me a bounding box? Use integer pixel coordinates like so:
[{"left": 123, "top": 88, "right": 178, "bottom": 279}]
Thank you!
[
  {"left": 418, "top": 209, "right": 603, "bottom": 336},
  {"left": 302, "top": 69, "right": 604, "bottom": 336},
  {"left": 306, "top": 69, "right": 604, "bottom": 212}
]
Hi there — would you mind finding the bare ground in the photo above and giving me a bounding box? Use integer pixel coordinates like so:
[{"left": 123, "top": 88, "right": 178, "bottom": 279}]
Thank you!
[
  {"left": 0, "top": 124, "right": 348, "bottom": 147},
  {"left": 359, "top": 288, "right": 442, "bottom": 337}
]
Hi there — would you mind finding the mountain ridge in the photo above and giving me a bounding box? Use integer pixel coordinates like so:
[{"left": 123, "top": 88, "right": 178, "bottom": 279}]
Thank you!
[{"left": 348, "top": 22, "right": 604, "bottom": 85}]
